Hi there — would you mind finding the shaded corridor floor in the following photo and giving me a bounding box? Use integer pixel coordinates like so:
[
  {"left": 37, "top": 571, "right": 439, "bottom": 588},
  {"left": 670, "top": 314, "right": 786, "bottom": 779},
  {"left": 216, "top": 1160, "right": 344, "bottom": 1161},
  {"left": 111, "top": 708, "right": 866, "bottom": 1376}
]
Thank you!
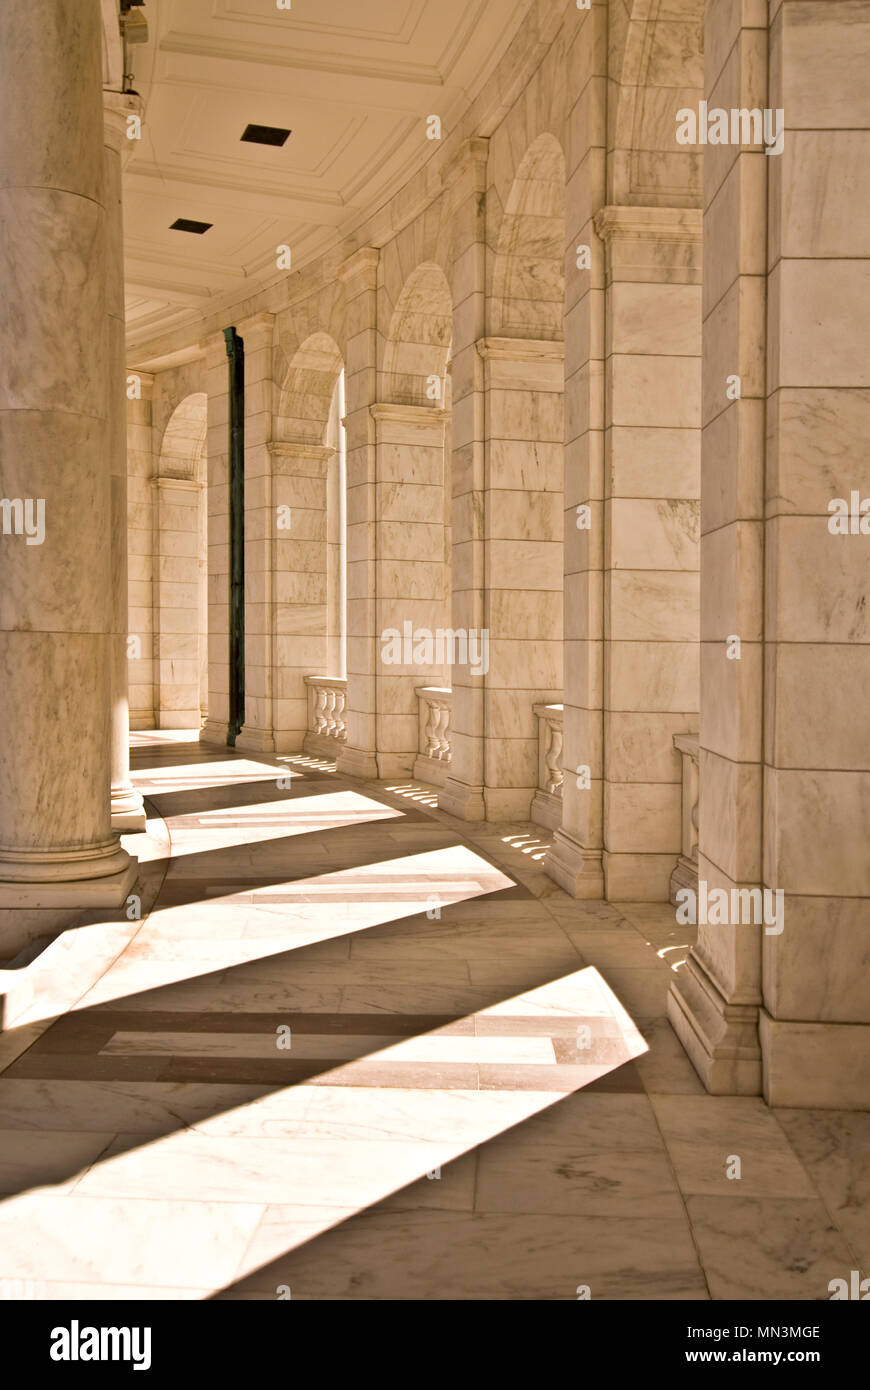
[{"left": 0, "top": 733, "right": 866, "bottom": 1300}]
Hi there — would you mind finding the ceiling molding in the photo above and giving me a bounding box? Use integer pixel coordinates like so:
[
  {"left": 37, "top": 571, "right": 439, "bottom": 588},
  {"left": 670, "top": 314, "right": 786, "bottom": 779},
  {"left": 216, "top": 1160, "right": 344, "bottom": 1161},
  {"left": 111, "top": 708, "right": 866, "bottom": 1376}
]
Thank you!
[{"left": 160, "top": 32, "right": 445, "bottom": 87}]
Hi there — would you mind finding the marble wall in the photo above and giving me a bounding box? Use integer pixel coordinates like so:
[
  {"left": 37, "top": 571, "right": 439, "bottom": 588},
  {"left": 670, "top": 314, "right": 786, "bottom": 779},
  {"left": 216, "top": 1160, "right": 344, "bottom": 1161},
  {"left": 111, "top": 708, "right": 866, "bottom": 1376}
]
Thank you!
[{"left": 118, "top": 0, "right": 869, "bottom": 1107}]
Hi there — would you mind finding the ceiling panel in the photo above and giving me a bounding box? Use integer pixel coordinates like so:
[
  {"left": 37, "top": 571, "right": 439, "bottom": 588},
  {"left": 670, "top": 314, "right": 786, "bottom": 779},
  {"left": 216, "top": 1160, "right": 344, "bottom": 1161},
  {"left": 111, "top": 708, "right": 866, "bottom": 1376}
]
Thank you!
[{"left": 124, "top": 0, "right": 531, "bottom": 352}]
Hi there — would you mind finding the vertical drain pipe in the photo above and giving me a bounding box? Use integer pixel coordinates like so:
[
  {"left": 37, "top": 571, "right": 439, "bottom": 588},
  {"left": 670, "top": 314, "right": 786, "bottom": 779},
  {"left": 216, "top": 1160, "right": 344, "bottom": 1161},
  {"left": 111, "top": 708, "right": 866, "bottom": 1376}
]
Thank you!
[{"left": 224, "top": 326, "right": 245, "bottom": 745}]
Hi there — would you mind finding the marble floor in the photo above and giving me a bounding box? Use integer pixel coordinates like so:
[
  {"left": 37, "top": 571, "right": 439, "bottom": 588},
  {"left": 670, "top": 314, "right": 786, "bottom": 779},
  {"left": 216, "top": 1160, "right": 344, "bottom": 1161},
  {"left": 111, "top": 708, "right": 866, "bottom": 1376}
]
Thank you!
[{"left": 0, "top": 732, "right": 865, "bottom": 1300}]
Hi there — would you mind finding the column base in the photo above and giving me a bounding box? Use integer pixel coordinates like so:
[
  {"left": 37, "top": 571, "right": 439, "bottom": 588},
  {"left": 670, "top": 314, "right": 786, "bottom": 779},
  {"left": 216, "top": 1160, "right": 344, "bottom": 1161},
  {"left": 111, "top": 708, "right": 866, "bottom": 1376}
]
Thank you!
[
  {"left": 439, "top": 777, "right": 486, "bottom": 820},
  {"left": 0, "top": 860, "right": 138, "bottom": 958},
  {"left": 544, "top": 829, "right": 605, "bottom": 898},
  {"left": 111, "top": 784, "right": 147, "bottom": 833},
  {"left": 669, "top": 853, "right": 698, "bottom": 905},
  {"left": 484, "top": 788, "right": 534, "bottom": 821},
  {"left": 377, "top": 752, "right": 415, "bottom": 779},
  {"left": 531, "top": 789, "right": 562, "bottom": 831},
  {"left": 336, "top": 745, "right": 378, "bottom": 779},
  {"left": 759, "top": 1011, "right": 870, "bottom": 1110},
  {"left": 0, "top": 860, "right": 137, "bottom": 909},
  {"left": 413, "top": 755, "right": 449, "bottom": 787},
  {"left": 200, "top": 719, "right": 230, "bottom": 747},
  {"left": 157, "top": 712, "right": 201, "bottom": 730},
  {"left": 603, "top": 850, "right": 675, "bottom": 902},
  {"left": 235, "top": 726, "right": 276, "bottom": 755},
  {"left": 667, "top": 952, "right": 762, "bottom": 1095},
  {"left": 302, "top": 733, "right": 342, "bottom": 761}
]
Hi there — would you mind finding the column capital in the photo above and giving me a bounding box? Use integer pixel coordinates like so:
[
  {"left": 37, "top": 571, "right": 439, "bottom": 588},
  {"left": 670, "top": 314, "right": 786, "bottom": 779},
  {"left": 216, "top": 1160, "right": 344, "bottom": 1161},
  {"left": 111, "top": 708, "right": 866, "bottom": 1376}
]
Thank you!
[
  {"left": 475, "top": 337, "right": 564, "bottom": 391},
  {"left": 476, "top": 336, "right": 564, "bottom": 363},
  {"left": 151, "top": 474, "right": 201, "bottom": 492},
  {"left": 593, "top": 206, "right": 703, "bottom": 283},
  {"left": 370, "top": 402, "right": 447, "bottom": 422},
  {"left": 268, "top": 440, "right": 335, "bottom": 476},
  {"left": 592, "top": 205, "right": 703, "bottom": 245}
]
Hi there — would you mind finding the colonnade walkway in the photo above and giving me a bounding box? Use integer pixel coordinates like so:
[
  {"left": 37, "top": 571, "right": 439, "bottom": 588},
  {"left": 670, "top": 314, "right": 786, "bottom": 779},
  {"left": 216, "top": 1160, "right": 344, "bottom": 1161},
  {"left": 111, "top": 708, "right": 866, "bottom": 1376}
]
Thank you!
[{"left": 0, "top": 734, "right": 864, "bottom": 1300}]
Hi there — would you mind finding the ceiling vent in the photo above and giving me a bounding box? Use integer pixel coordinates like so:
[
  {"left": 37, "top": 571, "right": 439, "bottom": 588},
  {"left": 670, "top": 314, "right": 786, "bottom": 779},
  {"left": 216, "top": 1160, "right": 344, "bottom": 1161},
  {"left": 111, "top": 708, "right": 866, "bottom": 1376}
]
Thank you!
[
  {"left": 170, "top": 218, "right": 212, "bottom": 235},
  {"left": 240, "top": 124, "right": 292, "bottom": 147}
]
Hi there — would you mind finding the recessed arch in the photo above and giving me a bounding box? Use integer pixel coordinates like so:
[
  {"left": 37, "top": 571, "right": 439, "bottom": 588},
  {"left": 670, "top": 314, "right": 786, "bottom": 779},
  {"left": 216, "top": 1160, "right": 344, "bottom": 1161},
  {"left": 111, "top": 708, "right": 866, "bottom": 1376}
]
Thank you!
[
  {"left": 154, "top": 392, "right": 209, "bottom": 727},
  {"left": 491, "top": 132, "right": 566, "bottom": 340},
  {"left": 158, "top": 391, "right": 207, "bottom": 482},
  {"left": 608, "top": 0, "right": 703, "bottom": 207},
  {"left": 381, "top": 261, "right": 453, "bottom": 407},
  {"left": 276, "top": 332, "right": 344, "bottom": 445}
]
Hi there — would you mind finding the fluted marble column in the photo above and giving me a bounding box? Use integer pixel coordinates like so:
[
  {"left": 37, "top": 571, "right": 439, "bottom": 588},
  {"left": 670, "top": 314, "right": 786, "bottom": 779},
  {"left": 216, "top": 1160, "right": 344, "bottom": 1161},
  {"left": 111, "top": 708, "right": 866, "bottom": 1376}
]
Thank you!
[
  {"left": 0, "top": 0, "right": 135, "bottom": 951},
  {"left": 105, "top": 91, "right": 146, "bottom": 831}
]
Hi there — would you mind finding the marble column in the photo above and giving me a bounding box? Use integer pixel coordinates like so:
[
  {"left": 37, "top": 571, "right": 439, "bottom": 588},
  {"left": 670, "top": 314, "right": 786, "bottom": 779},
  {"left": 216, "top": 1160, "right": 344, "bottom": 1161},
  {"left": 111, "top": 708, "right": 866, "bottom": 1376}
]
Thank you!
[
  {"left": 200, "top": 333, "right": 232, "bottom": 746},
  {"left": 757, "top": 0, "right": 870, "bottom": 1108},
  {"left": 268, "top": 439, "right": 334, "bottom": 753},
  {"left": 326, "top": 379, "right": 347, "bottom": 678},
  {"left": 594, "top": 205, "right": 701, "bottom": 901},
  {"left": 336, "top": 248, "right": 381, "bottom": 780},
  {"left": 475, "top": 338, "right": 564, "bottom": 821},
  {"left": 667, "top": 1, "right": 771, "bottom": 1096},
  {"left": 369, "top": 403, "right": 449, "bottom": 777},
  {"left": 545, "top": 2, "right": 608, "bottom": 896},
  {"left": 126, "top": 373, "right": 156, "bottom": 728},
  {"left": 0, "top": 0, "right": 135, "bottom": 951},
  {"left": 439, "top": 139, "right": 489, "bottom": 820},
  {"left": 105, "top": 92, "right": 146, "bottom": 829},
  {"left": 152, "top": 473, "right": 203, "bottom": 727},
  {"left": 669, "top": 0, "right": 870, "bottom": 1108}
]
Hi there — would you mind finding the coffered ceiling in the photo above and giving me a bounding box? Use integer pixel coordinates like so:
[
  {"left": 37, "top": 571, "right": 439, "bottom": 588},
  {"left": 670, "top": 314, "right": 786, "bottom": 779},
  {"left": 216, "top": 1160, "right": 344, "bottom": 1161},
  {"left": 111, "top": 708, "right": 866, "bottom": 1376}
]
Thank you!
[{"left": 123, "top": 0, "right": 529, "bottom": 351}]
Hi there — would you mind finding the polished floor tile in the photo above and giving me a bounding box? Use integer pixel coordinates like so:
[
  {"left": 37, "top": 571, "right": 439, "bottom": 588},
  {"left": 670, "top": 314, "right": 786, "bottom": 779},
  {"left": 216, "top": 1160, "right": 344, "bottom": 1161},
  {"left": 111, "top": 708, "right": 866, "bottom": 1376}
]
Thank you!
[{"left": 0, "top": 734, "right": 856, "bottom": 1301}]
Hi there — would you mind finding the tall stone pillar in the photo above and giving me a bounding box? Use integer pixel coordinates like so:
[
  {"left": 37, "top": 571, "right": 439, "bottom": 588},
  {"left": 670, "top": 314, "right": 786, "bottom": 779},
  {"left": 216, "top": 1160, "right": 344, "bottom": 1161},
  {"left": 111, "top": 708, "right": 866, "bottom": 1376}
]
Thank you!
[
  {"left": 369, "top": 403, "right": 449, "bottom": 777},
  {"left": 758, "top": 0, "right": 870, "bottom": 1107},
  {"left": 0, "top": 0, "right": 135, "bottom": 951},
  {"left": 669, "top": 0, "right": 870, "bottom": 1108},
  {"left": 267, "top": 439, "right": 334, "bottom": 753},
  {"left": 594, "top": 206, "right": 701, "bottom": 901},
  {"left": 473, "top": 338, "right": 564, "bottom": 821},
  {"left": 200, "top": 333, "right": 232, "bottom": 746},
  {"left": 126, "top": 373, "right": 156, "bottom": 729},
  {"left": 336, "top": 248, "right": 381, "bottom": 780},
  {"left": 104, "top": 91, "right": 146, "bottom": 830},
  {"left": 546, "top": 1, "right": 607, "bottom": 896},
  {"left": 667, "top": 0, "right": 773, "bottom": 1096},
  {"left": 439, "top": 139, "right": 489, "bottom": 820}
]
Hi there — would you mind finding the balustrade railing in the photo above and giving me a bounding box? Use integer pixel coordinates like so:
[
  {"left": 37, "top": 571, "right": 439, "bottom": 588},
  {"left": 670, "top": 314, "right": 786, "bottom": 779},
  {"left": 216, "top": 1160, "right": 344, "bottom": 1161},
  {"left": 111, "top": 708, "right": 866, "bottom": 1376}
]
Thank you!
[
  {"left": 531, "top": 702, "right": 563, "bottom": 830},
  {"left": 413, "top": 686, "right": 452, "bottom": 786},
  {"left": 670, "top": 732, "right": 699, "bottom": 904},
  {"left": 303, "top": 675, "right": 347, "bottom": 759}
]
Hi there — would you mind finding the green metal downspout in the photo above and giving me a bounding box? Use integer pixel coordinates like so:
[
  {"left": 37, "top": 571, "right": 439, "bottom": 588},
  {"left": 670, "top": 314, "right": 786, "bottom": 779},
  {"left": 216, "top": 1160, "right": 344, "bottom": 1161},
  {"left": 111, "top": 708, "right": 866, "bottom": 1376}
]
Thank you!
[{"left": 224, "top": 326, "right": 245, "bottom": 745}]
